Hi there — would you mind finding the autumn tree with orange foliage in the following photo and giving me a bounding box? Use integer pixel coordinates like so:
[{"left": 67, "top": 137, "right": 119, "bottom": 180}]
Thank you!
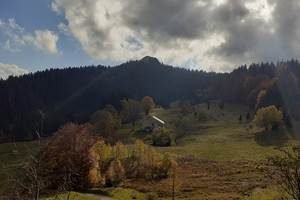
[{"left": 39, "top": 123, "right": 96, "bottom": 189}]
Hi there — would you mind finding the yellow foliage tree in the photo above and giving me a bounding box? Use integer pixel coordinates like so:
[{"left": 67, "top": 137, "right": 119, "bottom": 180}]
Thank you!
[
  {"left": 125, "top": 140, "right": 174, "bottom": 180},
  {"left": 253, "top": 105, "right": 283, "bottom": 131},
  {"left": 105, "top": 159, "right": 125, "bottom": 186},
  {"left": 114, "top": 141, "right": 127, "bottom": 160},
  {"left": 88, "top": 163, "right": 104, "bottom": 187}
]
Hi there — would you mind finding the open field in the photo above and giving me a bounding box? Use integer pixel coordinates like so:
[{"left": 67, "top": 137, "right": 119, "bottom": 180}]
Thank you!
[{"left": 0, "top": 103, "right": 299, "bottom": 199}]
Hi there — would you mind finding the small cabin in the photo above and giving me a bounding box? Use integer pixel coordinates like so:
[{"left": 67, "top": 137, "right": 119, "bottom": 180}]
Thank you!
[{"left": 142, "top": 115, "right": 165, "bottom": 132}]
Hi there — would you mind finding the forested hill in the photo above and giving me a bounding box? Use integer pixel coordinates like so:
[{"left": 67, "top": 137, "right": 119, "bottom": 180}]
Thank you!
[
  {"left": 0, "top": 57, "right": 218, "bottom": 141},
  {"left": 1, "top": 57, "right": 300, "bottom": 141}
]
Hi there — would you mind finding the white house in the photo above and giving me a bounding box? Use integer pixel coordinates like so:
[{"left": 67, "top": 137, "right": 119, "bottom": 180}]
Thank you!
[{"left": 142, "top": 115, "right": 165, "bottom": 132}]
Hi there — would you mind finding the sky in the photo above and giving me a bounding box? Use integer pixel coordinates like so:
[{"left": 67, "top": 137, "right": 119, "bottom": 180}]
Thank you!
[{"left": 0, "top": 0, "right": 300, "bottom": 78}]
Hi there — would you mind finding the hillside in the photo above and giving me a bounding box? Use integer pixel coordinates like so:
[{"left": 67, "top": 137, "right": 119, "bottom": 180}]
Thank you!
[
  {"left": 0, "top": 58, "right": 300, "bottom": 141},
  {"left": 1, "top": 102, "right": 298, "bottom": 199}
]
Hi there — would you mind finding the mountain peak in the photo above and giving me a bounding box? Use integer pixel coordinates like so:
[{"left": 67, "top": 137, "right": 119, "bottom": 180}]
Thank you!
[{"left": 140, "top": 56, "right": 160, "bottom": 64}]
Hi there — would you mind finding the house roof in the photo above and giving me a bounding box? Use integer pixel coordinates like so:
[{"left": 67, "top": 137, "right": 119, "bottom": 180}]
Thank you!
[{"left": 152, "top": 115, "right": 165, "bottom": 125}]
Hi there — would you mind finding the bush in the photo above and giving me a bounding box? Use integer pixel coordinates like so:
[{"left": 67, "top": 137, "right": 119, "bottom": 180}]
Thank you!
[
  {"left": 152, "top": 130, "right": 172, "bottom": 147},
  {"left": 124, "top": 140, "right": 176, "bottom": 180},
  {"left": 253, "top": 105, "right": 283, "bottom": 131}
]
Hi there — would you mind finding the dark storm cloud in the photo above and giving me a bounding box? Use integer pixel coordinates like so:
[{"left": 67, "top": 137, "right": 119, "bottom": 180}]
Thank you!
[
  {"left": 209, "top": 0, "right": 268, "bottom": 58},
  {"left": 213, "top": 0, "right": 250, "bottom": 23},
  {"left": 121, "top": 0, "right": 267, "bottom": 58},
  {"left": 210, "top": 0, "right": 255, "bottom": 55},
  {"left": 121, "top": 0, "right": 212, "bottom": 41}
]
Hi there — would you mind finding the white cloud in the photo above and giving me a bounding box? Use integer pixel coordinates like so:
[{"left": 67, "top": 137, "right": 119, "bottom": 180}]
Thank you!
[
  {"left": 0, "top": 18, "right": 59, "bottom": 55},
  {"left": 52, "top": 0, "right": 300, "bottom": 72},
  {"left": 0, "top": 18, "right": 26, "bottom": 52},
  {"left": 24, "top": 30, "right": 59, "bottom": 54},
  {"left": 0, "top": 62, "right": 29, "bottom": 79},
  {"left": 58, "top": 22, "right": 71, "bottom": 36}
]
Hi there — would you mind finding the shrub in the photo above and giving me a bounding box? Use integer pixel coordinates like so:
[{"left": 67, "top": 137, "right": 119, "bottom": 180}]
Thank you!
[
  {"left": 124, "top": 140, "right": 176, "bottom": 180},
  {"left": 152, "top": 130, "right": 172, "bottom": 147},
  {"left": 253, "top": 105, "right": 283, "bottom": 131}
]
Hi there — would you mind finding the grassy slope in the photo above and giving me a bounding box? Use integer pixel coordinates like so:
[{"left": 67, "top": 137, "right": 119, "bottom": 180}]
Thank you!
[{"left": 152, "top": 103, "right": 298, "bottom": 161}]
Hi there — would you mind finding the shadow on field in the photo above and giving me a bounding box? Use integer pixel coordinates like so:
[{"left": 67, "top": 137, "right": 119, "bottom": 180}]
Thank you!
[{"left": 255, "top": 130, "right": 288, "bottom": 147}]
